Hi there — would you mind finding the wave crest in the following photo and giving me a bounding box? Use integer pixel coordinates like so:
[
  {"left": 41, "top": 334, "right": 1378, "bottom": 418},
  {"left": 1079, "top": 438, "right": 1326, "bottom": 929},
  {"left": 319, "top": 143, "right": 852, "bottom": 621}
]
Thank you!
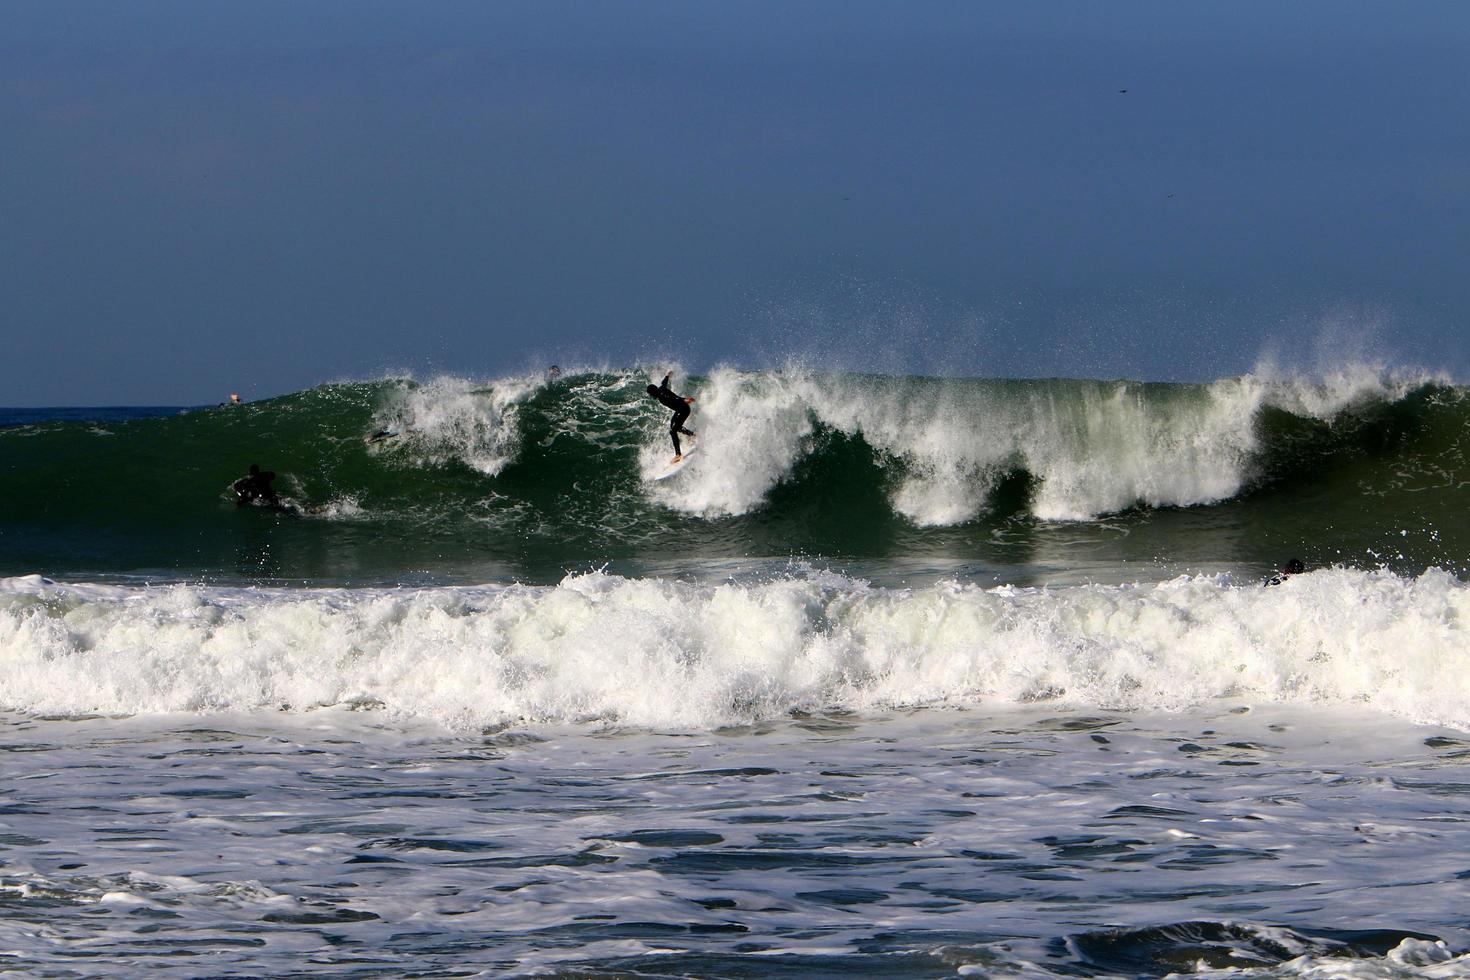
[
  {"left": 648, "top": 365, "right": 1441, "bottom": 523},
  {"left": 369, "top": 375, "right": 545, "bottom": 475}
]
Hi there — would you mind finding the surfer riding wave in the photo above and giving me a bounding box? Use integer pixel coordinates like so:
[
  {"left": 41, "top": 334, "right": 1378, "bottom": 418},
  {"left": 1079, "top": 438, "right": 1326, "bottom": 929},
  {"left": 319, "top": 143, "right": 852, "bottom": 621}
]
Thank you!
[{"left": 647, "top": 372, "right": 695, "bottom": 461}]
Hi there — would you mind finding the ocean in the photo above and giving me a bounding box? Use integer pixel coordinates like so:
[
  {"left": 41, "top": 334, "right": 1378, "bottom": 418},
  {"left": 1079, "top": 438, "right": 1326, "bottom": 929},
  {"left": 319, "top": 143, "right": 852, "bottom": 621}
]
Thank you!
[{"left": 3, "top": 367, "right": 1470, "bottom": 977}]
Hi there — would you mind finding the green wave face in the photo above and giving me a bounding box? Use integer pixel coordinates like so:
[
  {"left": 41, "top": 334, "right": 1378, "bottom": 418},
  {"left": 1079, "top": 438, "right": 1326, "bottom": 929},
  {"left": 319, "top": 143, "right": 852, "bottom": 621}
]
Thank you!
[{"left": 3, "top": 370, "right": 1466, "bottom": 584}]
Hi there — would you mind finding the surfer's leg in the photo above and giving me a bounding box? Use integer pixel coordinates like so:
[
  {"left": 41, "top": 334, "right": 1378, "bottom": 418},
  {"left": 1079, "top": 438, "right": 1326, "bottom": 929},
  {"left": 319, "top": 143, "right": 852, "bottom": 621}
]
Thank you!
[{"left": 670, "top": 420, "right": 682, "bottom": 456}]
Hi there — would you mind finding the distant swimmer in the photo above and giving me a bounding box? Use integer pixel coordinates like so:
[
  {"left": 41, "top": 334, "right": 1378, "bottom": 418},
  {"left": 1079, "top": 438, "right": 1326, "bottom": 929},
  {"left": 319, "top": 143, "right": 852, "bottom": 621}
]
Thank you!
[
  {"left": 1267, "top": 558, "right": 1305, "bottom": 586},
  {"left": 547, "top": 365, "right": 562, "bottom": 380},
  {"left": 232, "top": 463, "right": 281, "bottom": 507},
  {"left": 365, "top": 428, "right": 399, "bottom": 444},
  {"left": 646, "top": 371, "right": 695, "bottom": 462}
]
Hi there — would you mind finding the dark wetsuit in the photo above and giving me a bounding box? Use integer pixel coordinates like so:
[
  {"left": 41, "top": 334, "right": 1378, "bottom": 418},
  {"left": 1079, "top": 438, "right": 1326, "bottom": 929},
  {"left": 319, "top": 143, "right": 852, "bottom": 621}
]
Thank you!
[
  {"left": 1266, "top": 559, "right": 1306, "bottom": 586},
  {"left": 233, "top": 470, "right": 280, "bottom": 507},
  {"left": 648, "top": 375, "right": 695, "bottom": 455}
]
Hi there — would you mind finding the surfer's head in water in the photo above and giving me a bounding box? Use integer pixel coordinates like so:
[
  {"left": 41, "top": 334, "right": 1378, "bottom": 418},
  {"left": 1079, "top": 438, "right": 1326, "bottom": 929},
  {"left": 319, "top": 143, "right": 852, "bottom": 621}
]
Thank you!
[
  {"left": 1267, "top": 558, "right": 1306, "bottom": 586},
  {"left": 648, "top": 372, "right": 696, "bottom": 461}
]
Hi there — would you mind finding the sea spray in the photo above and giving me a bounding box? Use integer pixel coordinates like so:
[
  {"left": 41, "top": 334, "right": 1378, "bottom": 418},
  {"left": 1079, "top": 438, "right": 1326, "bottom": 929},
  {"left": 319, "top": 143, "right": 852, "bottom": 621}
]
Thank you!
[
  {"left": 651, "top": 366, "right": 1443, "bottom": 523},
  {"left": 368, "top": 373, "right": 546, "bottom": 475}
]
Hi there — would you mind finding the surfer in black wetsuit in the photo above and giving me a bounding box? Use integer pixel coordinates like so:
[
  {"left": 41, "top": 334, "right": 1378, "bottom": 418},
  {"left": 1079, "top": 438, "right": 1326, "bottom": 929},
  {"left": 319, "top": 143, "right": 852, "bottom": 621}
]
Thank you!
[
  {"left": 233, "top": 464, "right": 281, "bottom": 507},
  {"left": 1266, "top": 558, "right": 1305, "bottom": 586},
  {"left": 646, "top": 372, "right": 696, "bottom": 461}
]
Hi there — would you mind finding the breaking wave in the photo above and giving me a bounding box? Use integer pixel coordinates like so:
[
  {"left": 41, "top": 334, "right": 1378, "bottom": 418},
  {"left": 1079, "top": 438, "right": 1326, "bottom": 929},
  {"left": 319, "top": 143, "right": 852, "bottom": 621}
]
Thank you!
[
  {"left": 5, "top": 566, "right": 1470, "bottom": 731},
  {"left": 2, "top": 365, "right": 1464, "bottom": 580}
]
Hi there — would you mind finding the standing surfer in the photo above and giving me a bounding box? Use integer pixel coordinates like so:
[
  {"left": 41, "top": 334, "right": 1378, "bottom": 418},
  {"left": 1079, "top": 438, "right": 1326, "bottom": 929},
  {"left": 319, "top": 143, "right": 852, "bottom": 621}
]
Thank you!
[{"left": 647, "top": 372, "right": 696, "bottom": 462}]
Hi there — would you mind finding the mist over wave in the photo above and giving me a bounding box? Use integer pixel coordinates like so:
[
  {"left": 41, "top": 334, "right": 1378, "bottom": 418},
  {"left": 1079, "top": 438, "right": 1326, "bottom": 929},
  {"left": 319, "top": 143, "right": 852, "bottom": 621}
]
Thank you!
[
  {"left": 5, "top": 566, "right": 1469, "bottom": 731},
  {"left": 2, "top": 364, "right": 1463, "bottom": 581},
  {"left": 645, "top": 363, "right": 1435, "bottom": 523}
]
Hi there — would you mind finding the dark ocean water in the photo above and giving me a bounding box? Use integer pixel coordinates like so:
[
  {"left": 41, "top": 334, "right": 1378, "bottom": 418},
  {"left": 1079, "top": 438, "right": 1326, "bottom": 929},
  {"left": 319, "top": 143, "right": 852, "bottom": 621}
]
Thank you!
[{"left": 0, "top": 405, "right": 197, "bottom": 427}]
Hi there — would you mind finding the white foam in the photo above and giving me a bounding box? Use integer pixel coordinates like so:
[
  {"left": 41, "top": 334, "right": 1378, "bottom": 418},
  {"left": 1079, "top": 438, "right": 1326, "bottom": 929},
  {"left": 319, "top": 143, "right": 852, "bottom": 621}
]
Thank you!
[
  {"left": 5, "top": 567, "right": 1470, "bottom": 732},
  {"left": 646, "top": 365, "right": 1440, "bottom": 524},
  {"left": 643, "top": 367, "right": 814, "bottom": 512},
  {"left": 1189, "top": 938, "right": 1470, "bottom": 979},
  {"left": 311, "top": 494, "right": 365, "bottom": 520},
  {"left": 2, "top": 703, "right": 1464, "bottom": 976},
  {"left": 368, "top": 374, "right": 544, "bottom": 475}
]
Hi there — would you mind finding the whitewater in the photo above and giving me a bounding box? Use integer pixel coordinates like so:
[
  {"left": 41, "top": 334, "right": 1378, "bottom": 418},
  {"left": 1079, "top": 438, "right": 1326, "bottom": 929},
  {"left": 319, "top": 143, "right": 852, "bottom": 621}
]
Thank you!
[
  {"left": 360, "top": 363, "right": 1441, "bottom": 525},
  {"left": 5, "top": 366, "right": 1470, "bottom": 977},
  {"left": 5, "top": 567, "right": 1470, "bottom": 732}
]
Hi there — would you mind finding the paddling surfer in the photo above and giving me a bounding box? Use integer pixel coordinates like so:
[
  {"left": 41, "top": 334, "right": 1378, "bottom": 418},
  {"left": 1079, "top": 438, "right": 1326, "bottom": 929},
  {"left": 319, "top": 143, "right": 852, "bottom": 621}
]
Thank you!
[{"left": 232, "top": 463, "right": 281, "bottom": 507}]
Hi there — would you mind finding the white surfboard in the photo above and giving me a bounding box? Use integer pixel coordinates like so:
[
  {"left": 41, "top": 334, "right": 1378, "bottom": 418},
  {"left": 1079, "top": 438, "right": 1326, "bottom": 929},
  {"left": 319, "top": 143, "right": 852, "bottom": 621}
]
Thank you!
[{"left": 649, "top": 443, "right": 697, "bottom": 481}]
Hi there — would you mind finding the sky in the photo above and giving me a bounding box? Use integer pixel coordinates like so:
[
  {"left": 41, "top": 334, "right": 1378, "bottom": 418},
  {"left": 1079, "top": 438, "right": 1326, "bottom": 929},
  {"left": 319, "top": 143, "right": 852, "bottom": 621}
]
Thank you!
[{"left": 3, "top": 1, "right": 1468, "bottom": 404}]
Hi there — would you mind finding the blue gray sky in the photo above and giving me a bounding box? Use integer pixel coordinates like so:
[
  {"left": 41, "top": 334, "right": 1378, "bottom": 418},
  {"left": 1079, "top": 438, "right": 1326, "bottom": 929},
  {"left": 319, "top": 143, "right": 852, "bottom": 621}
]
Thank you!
[{"left": 4, "top": 1, "right": 1468, "bottom": 404}]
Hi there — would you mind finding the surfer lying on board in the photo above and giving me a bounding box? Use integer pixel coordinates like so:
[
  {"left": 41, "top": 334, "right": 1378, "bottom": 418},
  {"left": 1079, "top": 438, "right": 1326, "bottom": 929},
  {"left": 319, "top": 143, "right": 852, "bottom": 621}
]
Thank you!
[
  {"left": 233, "top": 464, "right": 281, "bottom": 507},
  {"left": 647, "top": 372, "right": 696, "bottom": 462}
]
